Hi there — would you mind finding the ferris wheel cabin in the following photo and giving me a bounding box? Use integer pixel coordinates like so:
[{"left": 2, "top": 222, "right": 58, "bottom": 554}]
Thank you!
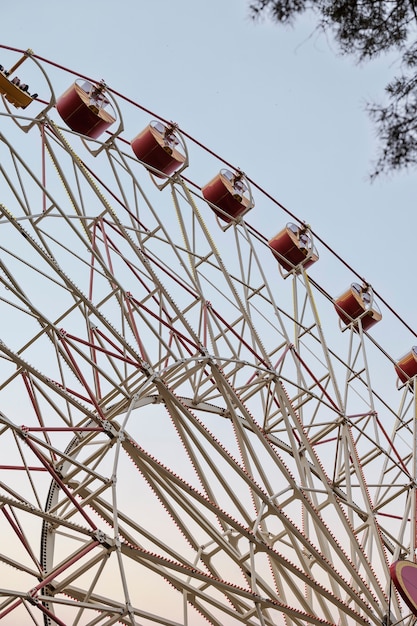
[
  {"left": 333, "top": 283, "right": 382, "bottom": 331},
  {"left": 0, "top": 52, "right": 37, "bottom": 109},
  {"left": 390, "top": 560, "right": 417, "bottom": 617},
  {"left": 201, "top": 169, "right": 253, "bottom": 223},
  {"left": 131, "top": 121, "right": 186, "bottom": 178},
  {"left": 394, "top": 347, "right": 417, "bottom": 384},
  {"left": 268, "top": 223, "right": 319, "bottom": 273},
  {"left": 56, "top": 79, "right": 116, "bottom": 139}
]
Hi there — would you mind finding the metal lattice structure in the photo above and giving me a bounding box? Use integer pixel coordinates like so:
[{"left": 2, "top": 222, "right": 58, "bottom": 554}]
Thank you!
[{"left": 0, "top": 46, "right": 416, "bottom": 626}]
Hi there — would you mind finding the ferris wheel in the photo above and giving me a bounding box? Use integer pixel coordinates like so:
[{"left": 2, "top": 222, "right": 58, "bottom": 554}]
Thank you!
[{"left": 0, "top": 45, "right": 417, "bottom": 626}]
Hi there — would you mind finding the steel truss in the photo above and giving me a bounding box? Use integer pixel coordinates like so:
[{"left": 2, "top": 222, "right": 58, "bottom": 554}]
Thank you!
[{"left": 0, "top": 49, "right": 415, "bottom": 626}]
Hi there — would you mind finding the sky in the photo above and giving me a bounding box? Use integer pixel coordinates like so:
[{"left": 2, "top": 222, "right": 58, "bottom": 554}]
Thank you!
[
  {"left": 2, "top": 0, "right": 414, "bottom": 334},
  {"left": 0, "top": 1, "right": 416, "bottom": 624}
]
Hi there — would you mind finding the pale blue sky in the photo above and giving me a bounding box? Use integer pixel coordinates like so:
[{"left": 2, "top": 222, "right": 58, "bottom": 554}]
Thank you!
[
  {"left": 4, "top": 0, "right": 407, "bottom": 323},
  {"left": 1, "top": 1, "right": 414, "bottom": 404},
  {"left": 0, "top": 0, "right": 413, "bottom": 362}
]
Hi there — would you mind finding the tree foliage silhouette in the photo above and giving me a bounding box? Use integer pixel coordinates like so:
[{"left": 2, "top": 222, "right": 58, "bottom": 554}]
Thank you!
[{"left": 249, "top": 0, "right": 417, "bottom": 177}]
